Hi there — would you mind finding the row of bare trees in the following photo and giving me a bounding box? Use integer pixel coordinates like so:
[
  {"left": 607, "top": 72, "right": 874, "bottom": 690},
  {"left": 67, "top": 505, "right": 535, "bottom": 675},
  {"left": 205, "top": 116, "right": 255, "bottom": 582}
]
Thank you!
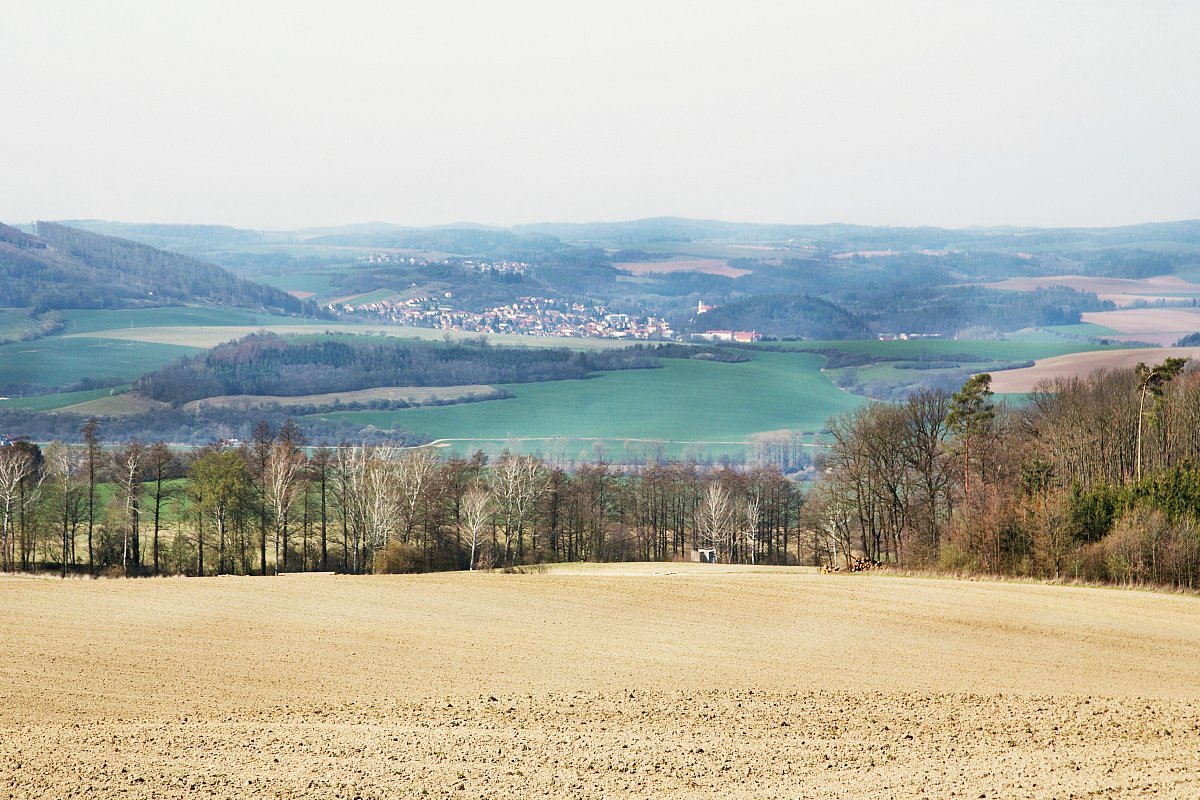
[
  {"left": 809, "top": 361, "right": 1200, "bottom": 589},
  {"left": 0, "top": 419, "right": 805, "bottom": 577}
]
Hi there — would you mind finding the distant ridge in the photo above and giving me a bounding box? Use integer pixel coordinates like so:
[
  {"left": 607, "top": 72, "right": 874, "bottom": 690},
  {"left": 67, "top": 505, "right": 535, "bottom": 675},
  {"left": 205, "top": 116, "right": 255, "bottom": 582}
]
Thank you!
[
  {"left": 63, "top": 216, "right": 1200, "bottom": 256},
  {"left": 0, "top": 221, "right": 317, "bottom": 315}
]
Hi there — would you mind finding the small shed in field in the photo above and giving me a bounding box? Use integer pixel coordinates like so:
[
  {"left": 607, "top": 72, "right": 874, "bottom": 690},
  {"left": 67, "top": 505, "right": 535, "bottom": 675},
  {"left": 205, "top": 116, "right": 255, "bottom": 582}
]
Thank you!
[{"left": 691, "top": 548, "right": 717, "bottom": 563}]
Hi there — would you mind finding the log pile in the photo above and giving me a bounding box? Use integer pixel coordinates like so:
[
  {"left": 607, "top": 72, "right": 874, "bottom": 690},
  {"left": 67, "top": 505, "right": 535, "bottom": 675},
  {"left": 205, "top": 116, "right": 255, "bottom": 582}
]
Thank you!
[{"left": 821, "top": 558, "right": 881, "bottom": 574}]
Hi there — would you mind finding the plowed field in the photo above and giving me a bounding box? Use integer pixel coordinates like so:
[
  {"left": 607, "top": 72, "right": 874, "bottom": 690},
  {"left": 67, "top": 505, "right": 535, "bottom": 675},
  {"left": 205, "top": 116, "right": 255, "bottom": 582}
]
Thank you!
[{"left": 2, "top": 566, "right": 1198, "bottom": 798}]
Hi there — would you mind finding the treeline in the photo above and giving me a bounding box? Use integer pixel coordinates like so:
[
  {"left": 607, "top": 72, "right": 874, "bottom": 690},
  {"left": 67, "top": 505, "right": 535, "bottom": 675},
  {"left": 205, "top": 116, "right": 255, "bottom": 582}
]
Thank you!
[
  {"left": 0, "top": 404, "right": 425, "bottom": 448},
  {"left": 810, "top": 362, "right": 1200, "bottom": 590},
  {"left": 680, "top": 284, "right": 1110, "bottom": 340},
  {"left": 843, "top": 285, "right": 1113, "bottom": 335},
  {"left": 0, "top": 421, "right": 802, "bottom": 577},
  {"left": 134, "top": 333, "right": 660, "bottom": 405},
  {"left": 0, "top": 222, "right": 319, "bottom": 315}
]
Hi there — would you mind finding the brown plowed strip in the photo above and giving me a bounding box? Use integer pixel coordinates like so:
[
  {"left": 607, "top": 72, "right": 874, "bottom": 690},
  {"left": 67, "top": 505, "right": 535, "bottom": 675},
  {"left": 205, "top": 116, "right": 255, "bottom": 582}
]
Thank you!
[{"left": 988, "top": 346, "right": 1200, "bottom": 393}]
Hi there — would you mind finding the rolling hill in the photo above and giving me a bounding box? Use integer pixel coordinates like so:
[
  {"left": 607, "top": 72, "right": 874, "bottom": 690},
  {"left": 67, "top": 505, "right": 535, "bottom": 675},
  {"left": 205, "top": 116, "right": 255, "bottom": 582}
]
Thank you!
[{"left": 0, "top": 221, "right": 317, "bottom": 316}]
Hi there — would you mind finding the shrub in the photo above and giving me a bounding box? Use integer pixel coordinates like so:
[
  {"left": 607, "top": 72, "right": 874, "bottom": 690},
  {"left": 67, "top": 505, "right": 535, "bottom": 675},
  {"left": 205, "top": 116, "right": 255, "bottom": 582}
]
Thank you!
[{"left": 373, "top": 542, "right": 425, "bottom": 574}]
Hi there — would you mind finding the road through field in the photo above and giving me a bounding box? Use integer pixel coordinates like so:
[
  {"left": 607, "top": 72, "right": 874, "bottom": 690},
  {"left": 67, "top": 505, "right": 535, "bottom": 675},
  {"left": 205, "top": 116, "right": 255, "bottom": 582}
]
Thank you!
[{"left": 2, "top": 567, "right": 1198, "bottom": 798}]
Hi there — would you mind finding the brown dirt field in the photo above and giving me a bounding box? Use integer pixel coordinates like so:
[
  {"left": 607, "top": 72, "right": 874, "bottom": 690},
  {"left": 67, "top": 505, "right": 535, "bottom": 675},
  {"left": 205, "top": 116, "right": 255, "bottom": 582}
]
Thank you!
[
  {"left": 1082, "top": 308, "right": 1200, "bottom": 335},
  {"left": 988, "top": 346, "right": 1200, "bottom": 393},
  {"left": 58, "top": 392, "right": 169, "bottom": 416},
  {"left": 180, "top": 384, "right": 498, "bottom": 412},
  {"left": 287, "top": 290, "right": 317, "bottom": 300},
  {"left": 2, "top": 567, "right": 1199, "bottom": 798},
  {"left": 615, "top": 259, "right": 751, "bottom": 278}
]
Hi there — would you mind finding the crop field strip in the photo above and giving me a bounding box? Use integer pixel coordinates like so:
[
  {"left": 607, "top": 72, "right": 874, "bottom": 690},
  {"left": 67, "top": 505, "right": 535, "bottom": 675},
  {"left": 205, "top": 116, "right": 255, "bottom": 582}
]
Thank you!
[{"left": 0, "top": 338, "right": 200, "bottom": 389}]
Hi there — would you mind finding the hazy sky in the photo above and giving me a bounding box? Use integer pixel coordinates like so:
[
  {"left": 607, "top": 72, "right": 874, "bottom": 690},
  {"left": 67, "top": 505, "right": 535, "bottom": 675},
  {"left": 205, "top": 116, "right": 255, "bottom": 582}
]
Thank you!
[{"left": 2, "top": 1, "right": 1196, "bottom": 230}]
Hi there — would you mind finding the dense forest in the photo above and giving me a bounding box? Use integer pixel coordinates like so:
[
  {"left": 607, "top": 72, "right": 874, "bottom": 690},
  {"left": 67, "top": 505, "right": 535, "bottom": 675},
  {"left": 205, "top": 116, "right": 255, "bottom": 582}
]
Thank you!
[
  {"left": 0, "top": 222, "right": 318, "bottom": 315},
  {"left": 133, "top": 333, "right": 660, "bottom": 405},
  {"left": 844, "top": 285, "right": 1114, "bottom": 335},
  {"left": 681, "top": 285, "right": 1110, "bottom": 339},
  {"left": 687, "top": 294, "right": 871, "bottom": 339},
  {"left": 809, "top": 362, "right": 1200, "bottom": 590}
]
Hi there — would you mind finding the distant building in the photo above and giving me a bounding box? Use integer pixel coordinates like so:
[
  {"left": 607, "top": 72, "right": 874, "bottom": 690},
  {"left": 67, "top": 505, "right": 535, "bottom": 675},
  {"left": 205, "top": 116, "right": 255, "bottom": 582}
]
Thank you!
[
  {"left": 690, "top": 330, "right": 760, "bottom": 343},
  {"left": 697, "top": 300, "right": 716, "bottom": 314}
]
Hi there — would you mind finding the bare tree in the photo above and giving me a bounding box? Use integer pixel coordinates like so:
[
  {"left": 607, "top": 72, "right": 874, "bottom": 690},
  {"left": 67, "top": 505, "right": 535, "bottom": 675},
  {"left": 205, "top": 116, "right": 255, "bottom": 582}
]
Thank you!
[
  {"left": 460, "top": 485, "right": 493, "bottom": 570},
  {"left": 395, "top": 449, "right": 439, "bottom": 544},
  {"left": 741, "top": 494, "right": 761, "bottom": 565},
  {"left": 490, "top": 453, "right": 548, "bottom": 565},
  {"left": 1134, "top": 358, "right": 1188, "bottom": 481},
  {"left": 81, "top": 418, "right": 102, "bottom": 574},
  {"left": 339, "top": 444, "right": 403, "bottom": 569},
  {"left": 694, "top": 481, "right": 734, "bottom": 561},
  {"left": 0, "top": 445, "right": 42, "bottom": 572},
  {"left": 265, "top": 440, "right": 305, "bottom": 574},
  {"left": 113, "top": 440, "right": 145, "bottom": 575},
  {"left": 43, "top": 442, "right": 84, "bottom": 578},
  {"left": 145, "top": 441, "right": 176, "bottom": 576}
]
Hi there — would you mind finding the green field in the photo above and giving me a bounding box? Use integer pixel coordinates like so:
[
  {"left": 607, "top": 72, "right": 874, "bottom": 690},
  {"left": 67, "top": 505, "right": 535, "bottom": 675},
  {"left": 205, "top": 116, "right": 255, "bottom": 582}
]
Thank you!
[
  {"left": 0, "top": 338, "right": 198, "bottom": 390},
  {"left": 1037, "top": 322, "right": 1125, "bottom": 337},
  {"left": 0, "top": 385, "right": 131, "bottom": 411},
  {"left": 333, "top": 288, "right": 398, "bottom": 305},
  {"left": 57, "top": 307, "right": 312, "bottom": 335},
  {"left": 256, "top": 272, "right": 339, "bottom": 298},
  {"left": 0, "top": 309, "right": 40, "bottom": 342},
  {"left": 312, "top": 351, "right": 861, "bottom": 457}
]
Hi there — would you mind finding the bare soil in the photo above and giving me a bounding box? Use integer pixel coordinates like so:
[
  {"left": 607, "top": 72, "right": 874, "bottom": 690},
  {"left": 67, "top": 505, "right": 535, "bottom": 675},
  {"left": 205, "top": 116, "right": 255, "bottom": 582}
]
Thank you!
[
  {"left": 2, "top": 567, "right": 1198, "bottom": 798},
  {"left": 615, "top": 259, "right": 751, "bottom": 278},
  {"left": 1082, "top": 307, "right": 1200, "bottom": 335},
  {"left": 988, "top": 346, "right": 1200, "bottom": 392}
]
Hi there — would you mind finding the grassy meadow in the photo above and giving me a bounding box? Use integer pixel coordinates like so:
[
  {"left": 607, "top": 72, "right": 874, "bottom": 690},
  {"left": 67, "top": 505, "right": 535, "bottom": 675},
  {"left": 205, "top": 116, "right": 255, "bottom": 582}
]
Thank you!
[
  {"left": 0, "top": 338, "right": 198, "bottom": 390},
  {"left": 311, "top": 350, "right": 861, "bottom": 457}
]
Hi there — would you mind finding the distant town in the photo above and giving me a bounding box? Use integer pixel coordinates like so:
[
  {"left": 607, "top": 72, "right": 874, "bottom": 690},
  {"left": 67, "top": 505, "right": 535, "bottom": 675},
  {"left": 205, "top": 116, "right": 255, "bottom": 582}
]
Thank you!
[{"left": 330, "top": 293, "right": 678, "bottom": 340}]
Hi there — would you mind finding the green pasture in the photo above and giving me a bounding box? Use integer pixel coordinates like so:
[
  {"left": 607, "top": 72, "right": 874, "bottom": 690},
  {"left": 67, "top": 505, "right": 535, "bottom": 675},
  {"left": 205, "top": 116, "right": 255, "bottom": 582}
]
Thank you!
[
  {"left": 57, "top": 307, "right": 308, "bottom": 335},
  {"left": 0, "top": 385, "right": 131, "bottom": 411},
  {"left": 0, "top": 309, "right": 40, "bottom": 342},
  {"left": 257, "top": 272, "right": 339, "bottom": 298},
  {"left": 311, "top": 351, "right": 861, "bottom": 454},
  {"left": 1038, "top": 323, "right": 1125, "bottom": 337},
  {"left": 334, "top": 288, "right": 398, "bottom": 305},
  {"left": 0, "top": 338, "right": 198, "bottom": 390}
]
